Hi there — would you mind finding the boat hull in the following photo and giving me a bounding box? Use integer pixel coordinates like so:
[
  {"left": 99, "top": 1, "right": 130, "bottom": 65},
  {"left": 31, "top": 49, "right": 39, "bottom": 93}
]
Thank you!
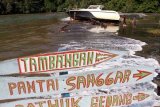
[{"left": 67, "top": 10, "right": 120, "bottom": 23}]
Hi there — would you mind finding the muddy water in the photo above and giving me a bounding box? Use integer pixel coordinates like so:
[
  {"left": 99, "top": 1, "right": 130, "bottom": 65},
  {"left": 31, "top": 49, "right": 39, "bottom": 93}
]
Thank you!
[
  {"left": 0, "top": 13, "right": 159, "bottom": 63},
  {"left": 118, "top": 14, "right": 160, "bottom": 63},
  {"left": 0, "top": 13, "right": 63, "bottom": 60}
]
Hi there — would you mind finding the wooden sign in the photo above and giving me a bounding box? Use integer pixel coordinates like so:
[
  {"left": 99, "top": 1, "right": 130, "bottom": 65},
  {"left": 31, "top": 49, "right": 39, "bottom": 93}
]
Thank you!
[
  {"left": 0, "top": 50, "right": 118, "bottom": 75},
  {"left": 18, "top": 50, "right": 117, "bottom": 74},
  {"left": 0, "top": 66, "right": 155, "bottom": 100},
  {"left": 0, "top": 91, "right": 152, "bottom": 107}
]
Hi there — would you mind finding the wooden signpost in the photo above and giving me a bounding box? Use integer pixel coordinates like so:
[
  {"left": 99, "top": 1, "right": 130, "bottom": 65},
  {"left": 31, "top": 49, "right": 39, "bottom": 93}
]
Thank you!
[
  {"left": 0, "top": 50, "right": 118, "bottom": 75},
  {"left": 0, "top": 49, "right": 157, "bottom": 107},
  {"left": 0, "top": 91, "right": 152, "bottom": 107},
  {"left": 18, "top": 50, "right": 117, "bottom": 74},
  {"left": 0, "top": 66, "right": 155, "bottom": 100}
]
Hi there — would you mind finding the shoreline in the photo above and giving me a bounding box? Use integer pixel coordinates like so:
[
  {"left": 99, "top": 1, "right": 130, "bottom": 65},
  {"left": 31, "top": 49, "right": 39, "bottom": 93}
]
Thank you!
[{"left": 0, "top": 14, "right": 159, "bottom": 106}]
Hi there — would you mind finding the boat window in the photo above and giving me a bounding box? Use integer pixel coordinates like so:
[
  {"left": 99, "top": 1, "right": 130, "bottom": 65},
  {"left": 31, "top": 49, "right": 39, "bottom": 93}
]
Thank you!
[{"left": 88, "top": 5, "right": 101, "bottom": 9}]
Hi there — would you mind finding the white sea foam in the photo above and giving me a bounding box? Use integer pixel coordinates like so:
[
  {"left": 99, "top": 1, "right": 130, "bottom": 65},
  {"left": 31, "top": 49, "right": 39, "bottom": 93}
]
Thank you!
[
  {"left": 88, "top": 25, "right": 119, "bottom": 33},
  {"left": 61, "top": 17, "right": 71, "bottom": 21}
]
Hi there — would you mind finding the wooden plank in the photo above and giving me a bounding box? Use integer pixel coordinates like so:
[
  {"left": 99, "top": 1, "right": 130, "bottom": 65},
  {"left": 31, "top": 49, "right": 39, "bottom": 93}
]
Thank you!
[
  {"left": 0, "top": 50, "right": 120, "bottom": 75},
  {"left": 0, "top": 91, "right": 153, "bottom": 107},
  {"left": 0, "top": 66, "right": 155, "bottom": 100}
]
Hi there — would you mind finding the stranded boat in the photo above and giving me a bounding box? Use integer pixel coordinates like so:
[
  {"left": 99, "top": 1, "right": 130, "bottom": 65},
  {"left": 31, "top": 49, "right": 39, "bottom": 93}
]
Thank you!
[{"left": 67, "top": 5, "right": 120, "bottom": 23}]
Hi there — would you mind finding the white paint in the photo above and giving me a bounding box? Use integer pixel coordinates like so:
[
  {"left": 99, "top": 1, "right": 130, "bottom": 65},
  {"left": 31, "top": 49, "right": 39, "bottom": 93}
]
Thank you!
[
  {"left": 0, "top": 91, "right": 153, "bottom": 107},
  {"left": 0, "top": 50, "right": 120, "bottom": 75},
  {"left": 0, "top": 66, "right": 155, "bottom": 100}
]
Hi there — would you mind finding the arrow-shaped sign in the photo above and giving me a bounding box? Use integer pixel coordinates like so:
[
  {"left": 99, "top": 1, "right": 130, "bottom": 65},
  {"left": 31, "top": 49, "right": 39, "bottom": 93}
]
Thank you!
[
  {"left": 18, "top": 50, "right": 117, "bottom": 74},
  {"left": 133, "top": 93, "right": 150, "bottom": 101},
  {"left": 0, "top": 91, "right": 153, "bottom": 107},
  {"left": 0, "top": 66, "right": 155, "bottom": 100},
  {"left": 133, "top": 70, "right": 152, "bottom": 81},
  {"left": 0, "top": 50, "right": 118, "bottom": 75}
]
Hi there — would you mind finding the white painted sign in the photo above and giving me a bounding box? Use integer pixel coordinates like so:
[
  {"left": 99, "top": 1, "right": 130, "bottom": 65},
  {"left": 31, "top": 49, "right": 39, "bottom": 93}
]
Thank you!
[
  {"left": 0, "top": 66, "right": 155, "bottom": 100},
  {"left": 0, "top": 91, "right": 153, "bottom": 107},
  {"left": 18, "top": 50, "right": 117, "bottom": 74},
  {"left": 0, "top": 50, "right": 121, "bottom": 75}
]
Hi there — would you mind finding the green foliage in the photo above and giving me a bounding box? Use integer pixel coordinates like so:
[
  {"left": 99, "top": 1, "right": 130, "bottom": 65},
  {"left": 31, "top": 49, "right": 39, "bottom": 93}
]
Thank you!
[
  {"left": 0, "top": 0, "right": 159, "bottom": 14},
  {"left": 136, "top": 0, "right": 159, "bottom": 13}
]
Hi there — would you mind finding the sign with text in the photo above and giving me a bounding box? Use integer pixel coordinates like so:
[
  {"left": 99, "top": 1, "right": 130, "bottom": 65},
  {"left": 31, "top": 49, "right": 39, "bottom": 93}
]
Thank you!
[
  {"left": 0, "top": 91, "right": 152, "bottom": 107},
  {"left": 18, "top": 50, "right": 118, "bottom": 74},
  {"left": 0, "top": 66, "right": 155, "bottom": 100}
]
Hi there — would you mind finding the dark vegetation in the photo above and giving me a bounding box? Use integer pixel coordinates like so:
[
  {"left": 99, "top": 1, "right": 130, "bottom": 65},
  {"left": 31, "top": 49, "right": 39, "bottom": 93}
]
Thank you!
[{"left": 0, "top": 0, "right": 160, "bottom": 14}]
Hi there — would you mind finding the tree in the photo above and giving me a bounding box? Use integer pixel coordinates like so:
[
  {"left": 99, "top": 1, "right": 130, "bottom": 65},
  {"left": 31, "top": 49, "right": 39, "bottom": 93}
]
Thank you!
[
  {"left": 0, "top": 0, "right": 160, "bottom": 14},
  {"left": 136, "top": 0, "right": 159, "bottom": 13}
]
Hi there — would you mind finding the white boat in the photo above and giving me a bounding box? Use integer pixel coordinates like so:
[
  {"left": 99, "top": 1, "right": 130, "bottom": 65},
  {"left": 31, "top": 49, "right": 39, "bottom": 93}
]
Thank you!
[{"left": 67, "top": 5, "right": 120, "bottom": 23}]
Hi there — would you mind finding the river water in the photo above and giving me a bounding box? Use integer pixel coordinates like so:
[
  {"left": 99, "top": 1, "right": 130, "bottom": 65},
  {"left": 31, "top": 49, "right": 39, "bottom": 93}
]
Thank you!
[
  {"left": 0, "top": 13, "right": 159, "bottom": 62},
  {"left": 0, "top": 13, "right": 160, "bottom": 106}
]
